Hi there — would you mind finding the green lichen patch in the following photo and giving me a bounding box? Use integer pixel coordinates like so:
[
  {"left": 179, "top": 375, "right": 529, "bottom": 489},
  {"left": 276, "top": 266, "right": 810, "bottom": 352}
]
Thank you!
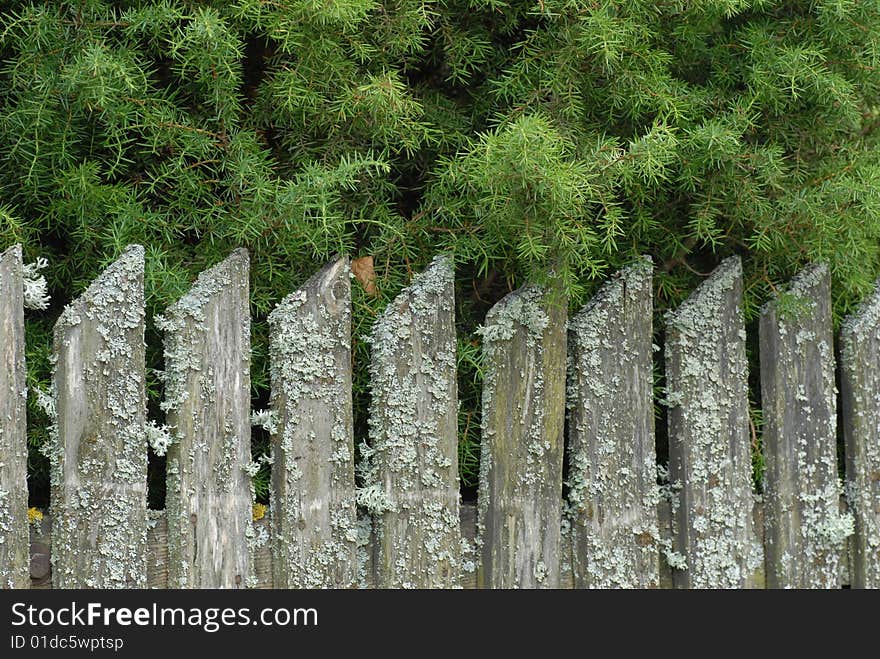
[{"left": 760, "top": 262, "right": 848, "bottom": 588}]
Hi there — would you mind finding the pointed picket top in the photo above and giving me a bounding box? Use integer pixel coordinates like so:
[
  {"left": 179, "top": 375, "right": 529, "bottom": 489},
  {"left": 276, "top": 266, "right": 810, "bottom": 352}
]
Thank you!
[
  {"left": 761, "top": 263, "right": 849, "bottom": 588},
  {"left": 840, "top": 277, "right": 880, "bottom": 588},
  {"left": 478, "top": 279, "right": 567, "bottom": 588}
]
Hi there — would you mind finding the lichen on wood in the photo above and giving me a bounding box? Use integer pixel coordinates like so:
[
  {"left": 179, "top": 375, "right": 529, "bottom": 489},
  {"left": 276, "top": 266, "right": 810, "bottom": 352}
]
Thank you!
[
  {"left": 840, "top": 277, "right": 880, "bottom": 588},
  {"left": 0, "top": 245, "right": 29, "bottom": 589},
  {"left": 160, "top": 249, "right": 254, "bottom": 588},
  {"left": 566, "top": 258, "right": 659, "bottom": 588},
  {"left": 665, "top": 256, "right": 762, "bottom": 588},
  {"left": 477, "top": 280, "right": 567, "bottom": 588},
  {"left": 50, "top": 245, "right": 148, "bottom": 588},
  {"left": 362, "top": 255, "right": 461, "bottom": 588},
  {"left": 268, "top": 255, "right": 358, "bottom": 588},
  {"left": 760, "top": 263, "right": 850, "bottom": 588}
]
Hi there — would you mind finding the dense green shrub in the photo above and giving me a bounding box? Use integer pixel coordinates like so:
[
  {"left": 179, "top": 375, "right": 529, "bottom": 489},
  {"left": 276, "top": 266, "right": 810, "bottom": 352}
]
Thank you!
[{"left": 2, "top": 1, "right": 879, "bottom": 505}]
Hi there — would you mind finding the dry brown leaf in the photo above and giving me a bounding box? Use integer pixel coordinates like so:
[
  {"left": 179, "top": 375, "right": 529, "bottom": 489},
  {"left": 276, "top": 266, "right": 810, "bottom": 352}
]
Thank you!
[{"left": 351, "top": 255, "right": 378, "bottom": 296}]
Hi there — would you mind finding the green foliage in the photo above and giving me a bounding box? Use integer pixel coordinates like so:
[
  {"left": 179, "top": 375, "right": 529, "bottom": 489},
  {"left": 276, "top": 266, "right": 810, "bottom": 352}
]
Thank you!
[{"left": 2, "top": 0, "right": 880, "bottom": 501}]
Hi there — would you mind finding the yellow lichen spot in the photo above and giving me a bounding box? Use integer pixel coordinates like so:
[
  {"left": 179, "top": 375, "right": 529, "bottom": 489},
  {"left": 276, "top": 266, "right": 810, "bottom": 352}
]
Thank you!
[
  {"left": 27, "top": 507, "right": 43, "bottom": 523},
  {"left": 252, "top": 503, "right": 267, "bottom": 521}
]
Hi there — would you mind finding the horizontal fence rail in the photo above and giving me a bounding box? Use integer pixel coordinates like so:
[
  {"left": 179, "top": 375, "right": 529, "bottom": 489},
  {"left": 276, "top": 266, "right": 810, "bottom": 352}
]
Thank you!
[{"left": 0, "top": 244, "right": 877, "bottom": 588}]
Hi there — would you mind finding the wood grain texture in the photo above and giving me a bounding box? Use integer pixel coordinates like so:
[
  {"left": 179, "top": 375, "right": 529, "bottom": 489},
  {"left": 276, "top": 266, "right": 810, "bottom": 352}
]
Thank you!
[
  {"left": 566, "top": 259, "right": 659, "bottom": 588},
  {"left": 0, "top": 245, "right": 29, "bottom": 589},
  {"left": 665, "top": 257, "right": 761, "bottom": 588},
  {"left": 760, "top": 264, "right": 847, "bottom": 588},
  {"left": 50, "top": 245, "right": 147, "bottom": 588},
  {"left": 841, "top": 279, "right": 880, "bottom": 588},
  {"left": 365, "top": 256, "right": 461, "bottom": 588},
  {"left": 268, "top": 256, "right": 357, "bottom": 588},
  {"left": 162, "top": 249, "right": 253, "bottom": 588},
  {"left": 477, "top": 282, "right": 566, "bottom": 588}
]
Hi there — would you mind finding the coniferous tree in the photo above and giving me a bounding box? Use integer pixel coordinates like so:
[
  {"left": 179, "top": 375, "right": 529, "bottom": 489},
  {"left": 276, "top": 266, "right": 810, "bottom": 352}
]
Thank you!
[{"left": 2, "top": 1, "right": 879, "bottom": 503}]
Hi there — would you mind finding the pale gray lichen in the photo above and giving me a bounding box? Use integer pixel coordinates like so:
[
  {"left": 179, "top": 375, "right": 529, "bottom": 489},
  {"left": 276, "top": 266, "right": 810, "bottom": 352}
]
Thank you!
[
  {"left": 0, "top": 244, "right": 29, "bottom": 587},
  {"left": 477, "top": 279, "right": 566, "bottom": 588},
  {"left": 22, "top": 256, "right": 50, "bottom": 310},
  {"left": 659, "top": 539, "right": 688, "bottom": 572},
  {"left": 356, "top": 513, "right": 372, "bottom": 588},
  {"left": 564, "top": 259, "right": 660, "bottom": 588},
  {"left": 160, "top": 249, "right": 254, "bottom": 588},
  {"left": 477, "top": 285, "right": 553, "bottom": 489},
  {"left": 761, "top": 263, "right": 846, "bottom": 588},
  {"left": 839, "top": 275, "right": 880, "bottom": 588},
  {"left": 459, "top": 536, "right": 478, "bottom": 574},
  {"left": 49, "top": 245, "right": 148, "bottom": 588},
  {"left": 657, "top": 463, "right": 683, "bottom": 516},
  {"left": 664, "top": 256, "right": 761, "bottom": 588},
  {"left": 145, "top": 420, "right": 173, "bottom": 456},
  {"left": 146, "top": 508, "right": 163, "bottom": 531},
  {"left": 251, "top": 409, "right": 279, "bottom": 435},
  {"left": 267, "top": 255, "right": 358, "bottom": 589},
  {"left": 33, "top": 383, "right": 56, "bottom": 419},
  {"left": 361, "top": 255, "right": 462, "bottom": 587}
]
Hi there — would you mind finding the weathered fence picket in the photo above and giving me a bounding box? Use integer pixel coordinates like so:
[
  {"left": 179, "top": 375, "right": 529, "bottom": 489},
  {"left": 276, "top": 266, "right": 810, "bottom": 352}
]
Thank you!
[
  {"left": 50, "top": 245, "right": 147, "bottom": 588},
  {"left": 161, "top": 249, "right": 254, "bottom": 588},
  {"left": 760, "top": 264, "right": 847, "bottom": 588},
  {"left": 0, "top": 245, "right": 29, "bottom": 589},
  {"left": 5, "top": 243, "right": 880, "bottom": 589},
  {"left": 565, "top": 258, "right": 659, "bottom": 588},
  {"left": 840, "top": 278, "right": 880, "bottom": 589},
  {"left": 477, "top": 282, "right": 567, "bottom": 589},
  {"left": 364, "top": 256, "right": 461, "bottom": 588},
  {"left": 268, "top": 255, "right": 358, "bottom": 588},
  {"left": 665, "top": 257, "right": 761, "bottom": 588}
]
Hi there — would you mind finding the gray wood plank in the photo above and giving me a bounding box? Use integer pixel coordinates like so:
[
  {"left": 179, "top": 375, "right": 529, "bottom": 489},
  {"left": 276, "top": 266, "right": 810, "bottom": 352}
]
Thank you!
[
  {"left": 0, "top": 245, "right": 29, "bottom": 589},
  {"left": 161, "top": 249, "right": 253, "bottom": 588},
  {"left": 477, "top": 282, "right": 567, "bottom": 588},
  {"left": 268, "top": 256, "right": 358, "bottom": 588},
  {"left": 566, "top": 258, "right": 659, "bottom": 588},
  {"left": 840, "top": 281, "right": 880, "bottom": 588},
  {"left": 363, "top": 255, "right": 461, "bottom": 588},
  {"left": 50, "top": 245, "right": 147, "bottom": 588},
  {"left": 841, "top": 279, "right": 880, "bottom": 588},
  {"left": 665, "top": 256, "right": 761, "bottom": 588},
  {"left": 760, "top": 263, "right": 848, "bottom": 588}
]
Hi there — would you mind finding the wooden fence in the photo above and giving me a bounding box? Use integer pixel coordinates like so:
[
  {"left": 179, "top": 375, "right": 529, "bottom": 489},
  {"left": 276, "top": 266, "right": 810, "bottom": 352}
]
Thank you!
[{"left": 1, "top": 243, "right": 878, "bottom": 589}]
